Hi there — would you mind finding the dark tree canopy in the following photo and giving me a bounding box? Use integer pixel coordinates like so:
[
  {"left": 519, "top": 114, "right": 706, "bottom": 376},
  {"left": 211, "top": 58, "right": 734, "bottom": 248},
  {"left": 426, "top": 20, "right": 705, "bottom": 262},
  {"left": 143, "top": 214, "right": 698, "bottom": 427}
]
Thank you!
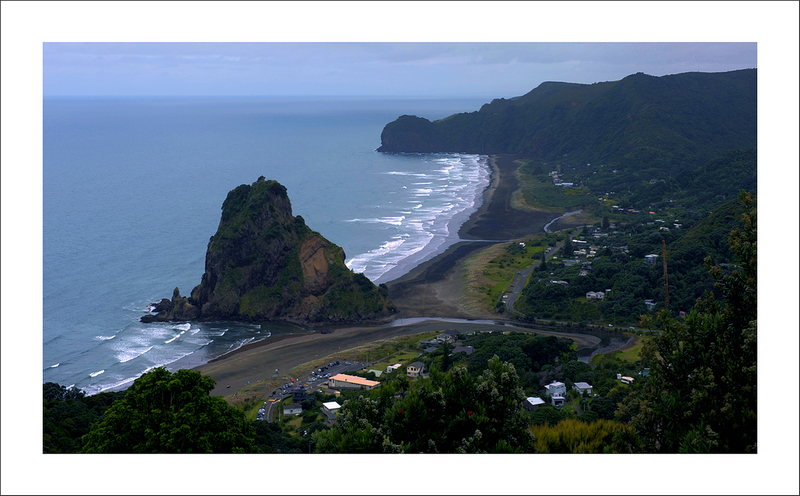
[
  {"left": 312, "top": 356, "right": 535, "bottom": 453},
  {"left": 81, "top": 368, "right": 256, "bottom": 453},
  {"left": 623, "top": 192, "right": 757, "bottom": 453}
]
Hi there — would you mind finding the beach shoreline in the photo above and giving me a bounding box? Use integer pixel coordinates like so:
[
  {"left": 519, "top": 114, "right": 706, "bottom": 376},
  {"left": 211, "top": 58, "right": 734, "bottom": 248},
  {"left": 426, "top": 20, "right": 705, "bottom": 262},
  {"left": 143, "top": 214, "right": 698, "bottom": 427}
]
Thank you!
[{"left": 194, "top": 154, "right": 591, "bottom": 396}]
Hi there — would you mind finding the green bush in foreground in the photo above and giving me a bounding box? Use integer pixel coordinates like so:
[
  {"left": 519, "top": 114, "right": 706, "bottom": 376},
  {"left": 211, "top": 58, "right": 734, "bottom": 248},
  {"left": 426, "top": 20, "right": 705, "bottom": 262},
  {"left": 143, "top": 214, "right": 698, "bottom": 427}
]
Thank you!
[{"left": 81, "top": 368, "right": 257, "bottom": 453}]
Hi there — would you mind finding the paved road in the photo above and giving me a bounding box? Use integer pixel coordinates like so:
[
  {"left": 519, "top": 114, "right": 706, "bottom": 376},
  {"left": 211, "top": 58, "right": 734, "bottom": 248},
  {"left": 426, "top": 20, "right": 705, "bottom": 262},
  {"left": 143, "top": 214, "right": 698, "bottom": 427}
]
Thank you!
[{"left": 504, "top": 231, "right": 577, "bottom": 315}]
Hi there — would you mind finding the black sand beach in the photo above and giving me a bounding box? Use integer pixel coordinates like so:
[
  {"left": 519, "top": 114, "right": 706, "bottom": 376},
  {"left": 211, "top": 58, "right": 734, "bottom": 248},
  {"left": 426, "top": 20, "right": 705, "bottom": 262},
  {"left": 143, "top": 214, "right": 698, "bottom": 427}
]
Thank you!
[{"left": 194, "top": 154, "right": 595, "bottom": 396}]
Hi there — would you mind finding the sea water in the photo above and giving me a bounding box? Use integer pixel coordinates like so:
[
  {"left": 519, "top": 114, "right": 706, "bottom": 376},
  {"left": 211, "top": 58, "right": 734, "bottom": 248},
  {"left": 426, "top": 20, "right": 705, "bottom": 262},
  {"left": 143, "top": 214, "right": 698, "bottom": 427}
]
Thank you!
[{"left": 43, "top": 96, "right": 490, "bottom": 394}]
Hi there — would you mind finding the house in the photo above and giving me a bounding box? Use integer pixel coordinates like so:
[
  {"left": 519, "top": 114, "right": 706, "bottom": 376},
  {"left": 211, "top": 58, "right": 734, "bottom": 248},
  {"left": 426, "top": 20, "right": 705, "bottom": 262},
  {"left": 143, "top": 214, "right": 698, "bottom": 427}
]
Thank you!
[
  {"left": 619, "top": 375, "right": 635, "bottom": 385},
  {"left": 545, "top": 381, "right": 567, "bottom": 397},
  {"left": 524, "top": 397, "right": 546, "bottom": 411},
  {"left": 328, "top": 373, "right": 380, "bottom": 390},
  {"left": 573, "top": 382, "right": 593, "bottom": 396},
  {"left": 586, "top": 291, "right": 605, "bottom": 301},
  {"left": 442, "top": 329, "right": 461, "bottom": 341},
  {"left": 406, "top": 361, "right": 425, "bottom": 378},
  {"left": 644, "top": 254, "right": 659, "bottom": 266},
  {"left": 644, "top": 299, "right": 656, "bottom": 311},
  {"left": 385, "top": 363, "right": 402, "bottom": 374},
  {"left": 545, "top": 381, "right": 567, "bottom": 406},
  {"left": 452, "top": 345, "right": 474, "bottom": 356},
  {"left": 321, "top": 401, "right": 341, "bottom": 422},
  {"left": 435, "top": 333, "right": 455, "bottom": 344},
  {"left": 283, "top": 404, "right": 302, "bottom": 416}
]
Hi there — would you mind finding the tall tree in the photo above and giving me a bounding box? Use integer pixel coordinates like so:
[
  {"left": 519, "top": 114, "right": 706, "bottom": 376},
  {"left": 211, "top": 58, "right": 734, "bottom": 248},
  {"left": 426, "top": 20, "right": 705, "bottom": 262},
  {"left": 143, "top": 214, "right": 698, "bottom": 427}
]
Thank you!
[
  {"left": 81, "top": 368, "right": 256, "bottom": 453},
  {"left": 313, "top": 356, "right": 534, "bottom": 453},
  {"left": 625, "top": 192, "right": 756, "bottom": 452}
]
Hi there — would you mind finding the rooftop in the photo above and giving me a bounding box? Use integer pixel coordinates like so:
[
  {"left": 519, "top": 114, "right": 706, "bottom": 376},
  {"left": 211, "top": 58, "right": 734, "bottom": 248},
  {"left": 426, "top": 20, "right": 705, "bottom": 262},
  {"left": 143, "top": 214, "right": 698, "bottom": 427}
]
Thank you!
[{"left": 329, "top": 373, "right": 380, "bottom": 387}]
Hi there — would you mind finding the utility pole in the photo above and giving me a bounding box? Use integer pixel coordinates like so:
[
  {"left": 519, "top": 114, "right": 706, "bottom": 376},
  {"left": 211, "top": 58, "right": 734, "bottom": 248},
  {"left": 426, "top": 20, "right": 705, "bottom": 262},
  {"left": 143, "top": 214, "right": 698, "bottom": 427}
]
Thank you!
[{"left": 662, "top": 238, "right": 669, "bottom": 312}]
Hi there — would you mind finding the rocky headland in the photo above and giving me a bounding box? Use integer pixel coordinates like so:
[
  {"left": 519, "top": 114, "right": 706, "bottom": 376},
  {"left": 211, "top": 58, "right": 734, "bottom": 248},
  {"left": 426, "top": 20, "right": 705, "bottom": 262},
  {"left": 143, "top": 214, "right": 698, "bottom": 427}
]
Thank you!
[{"left": 141, "top": 177, "right": 395, "bottom": 324}]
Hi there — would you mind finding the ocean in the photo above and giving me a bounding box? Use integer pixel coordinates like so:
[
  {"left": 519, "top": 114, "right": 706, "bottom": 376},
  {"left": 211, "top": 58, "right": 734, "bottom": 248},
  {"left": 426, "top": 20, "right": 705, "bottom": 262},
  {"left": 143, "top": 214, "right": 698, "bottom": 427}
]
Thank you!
[{"left": 43, "top": 96, "right": 490, "bottom": 395}]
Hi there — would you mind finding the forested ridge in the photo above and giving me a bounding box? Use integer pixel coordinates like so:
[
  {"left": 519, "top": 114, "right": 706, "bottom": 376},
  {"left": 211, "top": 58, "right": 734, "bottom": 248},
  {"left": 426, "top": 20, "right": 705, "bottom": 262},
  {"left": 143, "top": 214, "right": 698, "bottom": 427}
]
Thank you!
[{"left": 379, "top": 69, "right": 756, "bottom": 212}]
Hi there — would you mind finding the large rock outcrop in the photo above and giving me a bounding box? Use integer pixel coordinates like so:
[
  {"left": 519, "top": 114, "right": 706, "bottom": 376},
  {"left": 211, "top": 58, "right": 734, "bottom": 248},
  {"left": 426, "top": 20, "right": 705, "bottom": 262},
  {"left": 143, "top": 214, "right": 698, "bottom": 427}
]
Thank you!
[{"left": 142, "top": 177, "right": 395, "bottom": 324}]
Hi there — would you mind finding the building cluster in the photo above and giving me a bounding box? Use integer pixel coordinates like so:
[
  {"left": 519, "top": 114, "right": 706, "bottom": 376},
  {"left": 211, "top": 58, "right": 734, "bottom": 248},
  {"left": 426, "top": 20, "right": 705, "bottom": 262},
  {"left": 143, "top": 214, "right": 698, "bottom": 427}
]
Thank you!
[
  {"left": 549, "top": 170, "right": 575, "bottom": 187},
  {"left": 526, "top": 380, "right": 594, "bottom": 410}
]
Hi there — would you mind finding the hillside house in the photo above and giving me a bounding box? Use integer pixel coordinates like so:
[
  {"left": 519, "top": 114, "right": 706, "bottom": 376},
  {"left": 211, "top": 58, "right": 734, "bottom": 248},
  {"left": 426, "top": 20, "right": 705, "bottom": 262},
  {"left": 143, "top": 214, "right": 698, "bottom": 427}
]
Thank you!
[
  {"left": 545, "top": 381, "right": 567, "bottom": 406},
  {"left": 385, "top": 363, "right": 402, "bottom": 374},
  {"left": 406, "top": 362, "right": 425, "bottom": 378},
  {"left": 573, "top": 382, "right": 593, "bottom": 396},
  {"left": 586, "top": 291, "right": 605, "bottom": 301},
  {"left": 452, "top": 345, "right": 474, "bottom": 356},
  {"left": 321, "top": 401, "right": 341, "bottom": 423},
  {"left": 524, "top": 397, "right": 546, "bottom": 411},
  {"left": 644, "top": 254, "right": 659, "bottom": 266},
  {"left": 545, "top": 381, "right": 566, "bottom": 397}
]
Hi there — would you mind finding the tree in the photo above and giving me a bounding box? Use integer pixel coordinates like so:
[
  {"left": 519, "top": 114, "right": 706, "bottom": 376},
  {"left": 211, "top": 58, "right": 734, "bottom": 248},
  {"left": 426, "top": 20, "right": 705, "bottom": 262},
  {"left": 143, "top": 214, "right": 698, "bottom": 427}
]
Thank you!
[
  {"left": 313, "top": 356, "right": 534, "bottom": 453},
  {"left": 81, "top": 368, "right": 257, "bottom": 453},
  {"left": 628, "top": 192, "right": 756, "bottom": 453}
]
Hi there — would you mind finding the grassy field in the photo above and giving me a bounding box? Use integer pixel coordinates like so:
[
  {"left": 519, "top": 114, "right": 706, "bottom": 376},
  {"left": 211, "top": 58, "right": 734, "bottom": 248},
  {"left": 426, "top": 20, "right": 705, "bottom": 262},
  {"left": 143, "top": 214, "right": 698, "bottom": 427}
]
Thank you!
[
  {"left": 286, "top": 331, "right": 437, "bottom": 379},
  {"left": 462, "top": 235, "right": 553, "bottom": 313},
  {"left": 591, "top": 336, "right": 646, "bottom": 366}
]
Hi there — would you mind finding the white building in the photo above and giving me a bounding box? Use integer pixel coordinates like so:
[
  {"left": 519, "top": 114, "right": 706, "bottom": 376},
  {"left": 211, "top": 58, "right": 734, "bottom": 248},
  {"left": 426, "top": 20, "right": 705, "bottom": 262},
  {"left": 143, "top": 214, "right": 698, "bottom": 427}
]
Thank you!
[
  {"left": 545, "top": 381, "right": 567, "bottom": 406},
  {"left": 385, "top": 363, "right": 402, "bottom": 374},
  {"left": 573, "top": 382, "right": 593, "bottom": 396},
  {"left": 525, "top": 397, "right": 546, "bottom": 411},
  {"left": 321, "top": 401, "right": 341, "bottom": 421},
  {"left": 545, "top": 381, "right": 566, "bottom": 397}
]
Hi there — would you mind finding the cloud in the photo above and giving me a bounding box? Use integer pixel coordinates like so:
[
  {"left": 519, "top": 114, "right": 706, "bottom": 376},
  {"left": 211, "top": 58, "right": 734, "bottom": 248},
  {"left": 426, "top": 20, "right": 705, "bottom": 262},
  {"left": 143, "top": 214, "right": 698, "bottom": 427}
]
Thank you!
[{"left": 42, "top": 42, "right": 757, "bottom": 97}]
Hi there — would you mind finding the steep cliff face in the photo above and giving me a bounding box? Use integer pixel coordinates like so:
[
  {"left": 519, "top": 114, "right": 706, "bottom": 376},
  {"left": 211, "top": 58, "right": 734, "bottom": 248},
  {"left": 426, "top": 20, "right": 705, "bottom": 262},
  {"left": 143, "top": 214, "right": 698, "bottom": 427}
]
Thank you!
[{"left": 141, "top": 177, "right": 395, "bottom": 324}]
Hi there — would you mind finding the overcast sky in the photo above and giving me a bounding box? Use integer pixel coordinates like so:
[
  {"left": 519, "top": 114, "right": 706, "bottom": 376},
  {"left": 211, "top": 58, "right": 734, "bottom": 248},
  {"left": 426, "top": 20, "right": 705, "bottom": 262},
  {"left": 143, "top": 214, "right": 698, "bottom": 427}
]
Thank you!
[
  {"left": 43, "top": 42, "right": 756, "bottom": 98},
  {"left": 3, "top": 2, "right": 800, "bottom": 495}
]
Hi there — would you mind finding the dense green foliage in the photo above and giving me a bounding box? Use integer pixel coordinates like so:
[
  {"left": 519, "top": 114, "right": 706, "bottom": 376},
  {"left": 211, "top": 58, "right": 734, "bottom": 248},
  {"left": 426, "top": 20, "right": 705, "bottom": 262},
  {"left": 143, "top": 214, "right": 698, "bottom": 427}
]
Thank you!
[
  {"left": 80, "top": 368, "right": 257, "bottom": 453},
  {"left": 621, "top": 192, "right": 757, "bottom": 453},
  {"left": 312, "top": 356, "right": 535, "bottom": 453},
  {"left": 43, "top": 384, "right": 125, "bottom": 453},
  {"left": 379, "top": 70, "right": 755, "bottom": 212},
  {"left": 380, "top": 70, "right": 755, "bottom": 168},
  {"left": 516, "top": 193, "right": 752, "bottom": 325}
]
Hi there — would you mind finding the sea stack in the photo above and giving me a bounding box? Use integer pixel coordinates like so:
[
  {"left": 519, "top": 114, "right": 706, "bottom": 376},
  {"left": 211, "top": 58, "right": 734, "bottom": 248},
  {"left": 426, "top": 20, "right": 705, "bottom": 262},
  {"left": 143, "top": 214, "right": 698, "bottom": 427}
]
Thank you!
[{"left": 142, "top": 177, "right": 395, "bottom": 324}]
